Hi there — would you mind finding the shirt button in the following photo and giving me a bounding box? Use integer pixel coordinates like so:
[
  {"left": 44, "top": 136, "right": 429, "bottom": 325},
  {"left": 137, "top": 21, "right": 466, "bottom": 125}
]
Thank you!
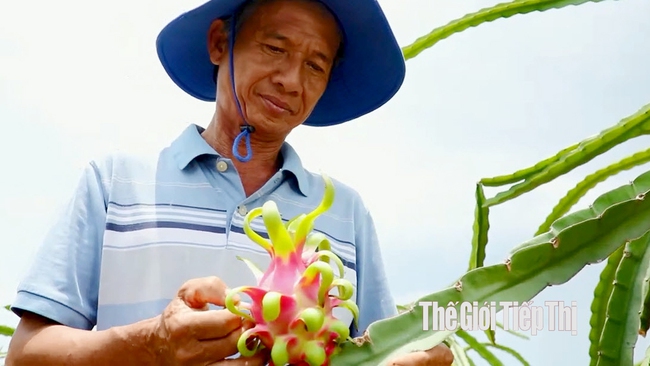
[
  {"left": 216, "top": 161, "right": 228, "bottom": 172},
  {"left": 237, "top": 205, "right": 248, "bottom": 216}
]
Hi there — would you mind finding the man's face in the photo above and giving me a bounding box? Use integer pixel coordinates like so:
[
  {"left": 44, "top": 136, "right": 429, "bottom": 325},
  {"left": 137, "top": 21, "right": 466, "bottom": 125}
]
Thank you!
[{"left": 208, "top": 0, "right": 341, "bottom": 137}]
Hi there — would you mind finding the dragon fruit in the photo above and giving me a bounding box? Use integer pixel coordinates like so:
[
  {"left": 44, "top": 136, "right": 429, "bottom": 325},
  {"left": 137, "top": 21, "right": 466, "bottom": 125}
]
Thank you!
[{"left": 225, "top": 174, "right": 359, "bottom": 366}]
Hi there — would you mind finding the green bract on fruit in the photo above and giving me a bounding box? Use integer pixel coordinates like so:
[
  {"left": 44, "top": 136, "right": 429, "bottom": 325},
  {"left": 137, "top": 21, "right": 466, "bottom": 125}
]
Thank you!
[{"left": 225, "top": 174, "right": 358, "bottom": 366}]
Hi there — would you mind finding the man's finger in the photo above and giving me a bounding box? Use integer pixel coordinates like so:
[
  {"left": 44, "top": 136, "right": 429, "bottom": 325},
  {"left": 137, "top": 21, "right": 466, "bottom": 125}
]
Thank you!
[
  {"left": 193, "top": 326, "right": 247, "bottom": 362},
  {"left": 424, "top": 344, "right": 454, "bottom": 365},
  {"left": 387, "top": 344, "right": 454, "bottom": 366},
  {"left": 177, "top": 276, "right": 237, "bottom": 308},
  {"left": 388, "top": 351, "right": 432, "bottom": 366},
  {"left": 183, "top": 309, "right": 245, "bottom": 340}
]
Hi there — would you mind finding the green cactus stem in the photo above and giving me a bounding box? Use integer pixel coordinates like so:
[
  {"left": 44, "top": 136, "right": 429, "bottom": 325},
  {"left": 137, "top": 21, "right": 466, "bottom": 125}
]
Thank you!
[{"left": 331, "top": 168, "right": 650, "bottom": 365}]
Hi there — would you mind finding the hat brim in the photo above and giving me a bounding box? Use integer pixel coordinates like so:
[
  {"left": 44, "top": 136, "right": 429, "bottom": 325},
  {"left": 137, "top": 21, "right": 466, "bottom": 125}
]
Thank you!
[{"left": 156, "top": 0, "right": 406, "bottom": 127}]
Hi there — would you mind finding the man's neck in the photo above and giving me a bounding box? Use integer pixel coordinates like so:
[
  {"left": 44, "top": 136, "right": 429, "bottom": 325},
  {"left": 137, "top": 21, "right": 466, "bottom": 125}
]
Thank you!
[{"left": 201, "top": 120, "right": 283, "bottom": 197}]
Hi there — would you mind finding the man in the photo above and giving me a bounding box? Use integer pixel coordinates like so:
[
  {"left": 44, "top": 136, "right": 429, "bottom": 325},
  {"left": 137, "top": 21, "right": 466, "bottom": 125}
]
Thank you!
[{"left": 6, "top": 0, "right": 453, "bottom": 365}]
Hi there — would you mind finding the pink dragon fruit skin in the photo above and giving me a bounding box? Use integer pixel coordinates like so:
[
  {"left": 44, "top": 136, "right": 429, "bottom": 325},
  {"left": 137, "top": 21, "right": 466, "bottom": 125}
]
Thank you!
[{"left": 225, "top": 174, "right": 358, "bottom": 366}]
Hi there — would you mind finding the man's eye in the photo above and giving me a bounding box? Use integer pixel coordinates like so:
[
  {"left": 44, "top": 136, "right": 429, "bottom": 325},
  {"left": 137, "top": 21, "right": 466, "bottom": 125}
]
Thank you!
[
  {"left": 308, "top": 62, "right": 324, "bottom": 73},
  {"left": 266, "top": 45, "right": 284, "bottom": 53}
]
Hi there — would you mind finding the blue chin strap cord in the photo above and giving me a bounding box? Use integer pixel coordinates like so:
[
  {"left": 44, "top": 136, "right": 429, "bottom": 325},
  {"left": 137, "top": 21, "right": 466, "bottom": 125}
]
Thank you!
[{"left": 228, "top": 13, "right": 255, "bottom": 162}]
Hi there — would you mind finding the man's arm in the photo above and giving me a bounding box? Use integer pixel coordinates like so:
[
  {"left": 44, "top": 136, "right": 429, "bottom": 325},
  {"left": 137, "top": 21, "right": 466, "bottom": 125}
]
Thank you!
[
  {"left": 8, "top": 278, "right": 267, "bottom": 366},
  {"left": 353, "top": 207, "right": 397, "bottom": 337},
  {"left": 10, "top": 161, "right": 106, "bottom": 329},
  {"left": 4, "top": 160, "right": 152, "bottom": 365},
  {"left": 6, "top": 311, "right": 158, "bottom": 366},
  {"left": 6, "top": 160, "right": 267, "bottom": 366}
]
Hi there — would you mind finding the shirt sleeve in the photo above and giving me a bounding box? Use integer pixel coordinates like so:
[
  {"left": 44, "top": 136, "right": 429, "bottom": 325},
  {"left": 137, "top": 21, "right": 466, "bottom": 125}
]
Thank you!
[
  {"left": 11, "top": 161, "right": 107, "bottom": 330},
  {"left": 351, "top": 207, "right": 397, "bottom": 338}
]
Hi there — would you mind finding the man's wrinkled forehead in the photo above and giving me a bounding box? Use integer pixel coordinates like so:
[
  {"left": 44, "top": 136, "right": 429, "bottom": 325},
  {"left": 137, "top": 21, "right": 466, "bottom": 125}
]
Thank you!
[
  {"left": 239, "top": 0, "right": 332, "bottom": 22},
  {"left": 232, "top": 0, "right": 344, "bottom": 61},
  {"left": 232, "top": 0, "right": 342, "bottom": 41}
]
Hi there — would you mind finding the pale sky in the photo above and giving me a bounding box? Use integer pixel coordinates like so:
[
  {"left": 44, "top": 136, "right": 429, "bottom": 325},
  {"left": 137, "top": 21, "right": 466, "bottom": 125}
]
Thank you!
[{"left": 2, "top": 0, "right": 650, "bottom": 364}]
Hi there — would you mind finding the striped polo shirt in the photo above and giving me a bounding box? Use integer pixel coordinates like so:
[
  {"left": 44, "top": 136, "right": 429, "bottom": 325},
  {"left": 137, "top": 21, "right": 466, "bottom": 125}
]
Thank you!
[{"left": 12, "top": 124, "right": 397, "bottom": 339}]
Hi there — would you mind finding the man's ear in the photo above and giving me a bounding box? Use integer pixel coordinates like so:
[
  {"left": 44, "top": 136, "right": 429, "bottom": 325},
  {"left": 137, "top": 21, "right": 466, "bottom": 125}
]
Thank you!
[{"left": 208, "top": 19, "right": 229, "bottom": 66}]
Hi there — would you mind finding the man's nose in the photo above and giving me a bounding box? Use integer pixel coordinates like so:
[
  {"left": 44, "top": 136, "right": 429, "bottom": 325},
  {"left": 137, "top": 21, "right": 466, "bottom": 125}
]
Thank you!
[{"left": 271, "top": 59, "right": 303, "bottom": 94}]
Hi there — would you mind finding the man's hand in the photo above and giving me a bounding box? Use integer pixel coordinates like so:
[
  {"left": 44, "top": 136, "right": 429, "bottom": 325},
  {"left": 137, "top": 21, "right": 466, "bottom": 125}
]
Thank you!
[
  {"left": 387, "top": 344, "right": 454, "bottom": 366},
  {"left": 152, "top": 276, "right": 269, "bottom": 365}
]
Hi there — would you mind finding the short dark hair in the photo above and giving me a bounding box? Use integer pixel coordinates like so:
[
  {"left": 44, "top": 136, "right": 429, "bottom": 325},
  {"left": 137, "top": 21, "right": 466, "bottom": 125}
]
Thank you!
[{"left": 214, "top": 0, "right": 345, "bottom": 80}]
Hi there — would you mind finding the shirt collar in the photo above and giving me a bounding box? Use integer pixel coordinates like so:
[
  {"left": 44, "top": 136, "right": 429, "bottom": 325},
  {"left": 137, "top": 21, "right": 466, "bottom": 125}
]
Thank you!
[
  {"left": 170, "top": 124, "right": 310, "bottom": 196},
  {"left": 278, "top": 140, "right": 310, "bottom": 197}
]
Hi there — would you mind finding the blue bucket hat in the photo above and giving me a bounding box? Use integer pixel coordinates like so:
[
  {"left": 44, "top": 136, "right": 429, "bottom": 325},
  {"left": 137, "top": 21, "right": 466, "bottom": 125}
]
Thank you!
[{"left": 156, "top": 0, "right": 405, "bottom": 160}]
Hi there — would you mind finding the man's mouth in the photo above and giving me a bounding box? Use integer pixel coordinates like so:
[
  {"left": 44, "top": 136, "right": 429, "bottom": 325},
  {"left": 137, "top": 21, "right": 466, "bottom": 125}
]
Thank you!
[{"left": 260, "top": 94, "right": 292, "bottom": 114}]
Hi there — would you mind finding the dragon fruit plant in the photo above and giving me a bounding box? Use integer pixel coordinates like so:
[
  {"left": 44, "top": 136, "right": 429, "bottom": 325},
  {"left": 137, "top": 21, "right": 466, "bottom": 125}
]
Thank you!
[{"left": 225, "top": 174, "right": 358, "bottom": 366}]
